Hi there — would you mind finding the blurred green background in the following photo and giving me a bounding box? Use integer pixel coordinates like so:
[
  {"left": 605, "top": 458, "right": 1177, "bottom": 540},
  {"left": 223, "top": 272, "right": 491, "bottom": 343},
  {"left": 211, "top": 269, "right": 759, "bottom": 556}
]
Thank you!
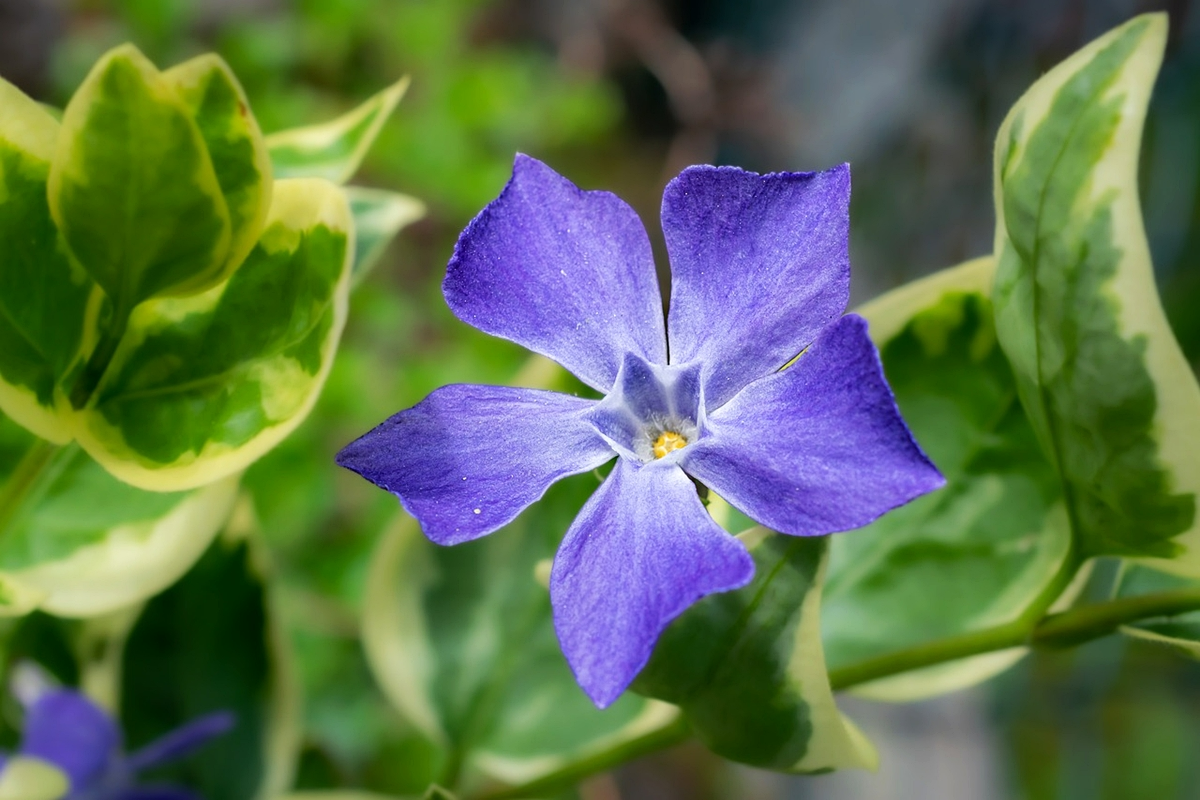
[{"left": 3, "top": 0, "right": 1200, "bottom": 797}]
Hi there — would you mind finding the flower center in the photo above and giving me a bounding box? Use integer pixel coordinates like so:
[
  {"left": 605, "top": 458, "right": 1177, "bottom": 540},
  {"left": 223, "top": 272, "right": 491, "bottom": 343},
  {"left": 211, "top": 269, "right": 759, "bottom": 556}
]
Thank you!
[{"left": 652, "top": 430, "right": 688, "bottom": 459}]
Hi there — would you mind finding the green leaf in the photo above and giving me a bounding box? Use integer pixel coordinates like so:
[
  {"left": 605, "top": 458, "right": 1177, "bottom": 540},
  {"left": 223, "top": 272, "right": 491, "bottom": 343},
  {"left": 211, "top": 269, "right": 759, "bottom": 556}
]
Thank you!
[
  {"left": 0, "top": 410, "right": 239, "bottom": 617},
  {"left": 0, "top": 757, "right": 69, "bottom": 800},
  {"left": 266, "top": 77, "right": 410, "bottom": 184},
  {"left": 165, "top": 53, "right": 274, "bottom": 278},
  {"left": 49, "top": 43, "right": 233, "bottom": 309},
  {"left": 822, "top": 258, "right": 1073, "bottom": 701},
  {"left": 73, "top": 178, "right": 352, "bottom": 491},
  {"left": 992, "top": 14, "right": 1200, "bottom": 563},
  {"left": 345, "top": 187, "right": 425, "bottom": 286},
  {"left": 634, "top": 529, "right": 876, "bottom": 773},
  {"left": 0, "top": 78, "right": 93, "bottom": 443},
  {"left": 361, "top": 475, "right": 676, "bottom": 792},
  {"left": 1114, "top": 564, "right": 1200, "bottom": 657},
  {"left": 120, "top": 526, "right": 300, "bottom": 800}
]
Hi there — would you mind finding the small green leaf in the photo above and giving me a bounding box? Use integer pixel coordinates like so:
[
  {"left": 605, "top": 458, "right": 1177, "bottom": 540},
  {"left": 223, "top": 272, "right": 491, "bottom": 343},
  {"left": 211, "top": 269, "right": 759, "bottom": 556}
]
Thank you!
[
  {"left": 0, "top": 411, "right": 239, "bottom": 617},
  {"left": 345, "top": 186, "right": 425, "bottom": 286},
  {"left": 266, "top": 77, "right": 410, "bottom": 184},
  {"left": 74, "top": 178, "right": 352, "bottom": 491},
  {"left": 120, "top": 527, "right": 300, "bottom": 800},
  {"left": 992, "top": 14, "right": 1200, "bottom": 562},
  {"left": 165, "top": 53, "right": 274, "bottom": 277},
  {"left": 0, "top": 78, "right": 93, "bottom": 443},
  {"left": 49, "top": 43, "right": 232, "bottom": 309},
  {"left": 1113, "top": 564, "right": 1200, "bottom": 657},
  {"left": 362, "top": 474, "right": 674, "bottom": 791},
  {"left": 635, "top": 530, "right": 876, "bottom": 773},
  {"left": 822, "top": 258, "right": 1072, "bottom": 701}
]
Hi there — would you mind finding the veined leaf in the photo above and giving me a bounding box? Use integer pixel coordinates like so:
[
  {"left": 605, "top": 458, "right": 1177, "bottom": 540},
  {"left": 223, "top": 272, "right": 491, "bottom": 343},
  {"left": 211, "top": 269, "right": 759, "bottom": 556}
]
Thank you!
[
  {"left": 0, "top": 757, "right": 69, "bottom": 800},
  {"left": 345, "top": 186, "right": 425, "bottom": 286},
  {"left": 0, "top": 78, "right": 93, "bottom": 443},
  {"left": 1113, "top": 564, "right": 1200, "bottom": 657},
  {"left": 634, "top": 530, "right": 876, "bottom": 773},
  {"left": 74, "top": 178, "right": 353, "bottom": 491},
  {"left": 165, "top": 53, "right": 274, "bottom": 278},
  {"left": 49, "top": 43, "right": 233, "bottom": 308},
  {"left": 822, "top": 258, "right": 1072, "bottom": 701},
  {"left": 0, "top": 410, "right": 239, "bottom": 617},
  {"left": 266, "top": 77, "right": 410, "bottom": 184},
  {"left": 362, "top": 475, "right": 675, "bottom": 792},
  {"left": 121, "top": 525, "right": 301, "bottom": 800},
  {"left": 992, "top": 14, "right": 1200, "bottom": 562}
]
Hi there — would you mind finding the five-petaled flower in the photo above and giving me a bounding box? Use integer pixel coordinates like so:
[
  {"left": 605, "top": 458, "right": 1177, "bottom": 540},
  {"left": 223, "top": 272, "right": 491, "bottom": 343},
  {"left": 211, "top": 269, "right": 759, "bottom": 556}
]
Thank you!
[
  {"left": 338, "top": 155, "right": 944, "bottom": 707},
  {"left": 3, "top": 664, "right": 233, "bottom": 799}
]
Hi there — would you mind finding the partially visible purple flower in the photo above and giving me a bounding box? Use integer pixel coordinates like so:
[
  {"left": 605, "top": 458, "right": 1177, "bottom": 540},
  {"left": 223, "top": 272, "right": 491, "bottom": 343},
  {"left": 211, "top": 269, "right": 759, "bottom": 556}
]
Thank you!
[
  {"left": 5, "top": 667, "right": 232, "bottom": 800},
  {"left": 338, "top": 155, "right": 944, "bottom": 707}
]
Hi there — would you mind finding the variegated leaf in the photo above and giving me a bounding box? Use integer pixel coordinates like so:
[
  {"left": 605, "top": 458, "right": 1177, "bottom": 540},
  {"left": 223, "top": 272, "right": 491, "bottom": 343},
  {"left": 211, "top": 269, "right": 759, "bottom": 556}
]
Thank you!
[
  {"left": 992, "top": 14, "right": 1200, "bottom": 564},
  {"left": 362, "top": 475, "right": 677, "bottom": 793},
  {"left": 345, "top": 186, "right": 425, "bottom": 285},
  {"left": 49, "top": 43, "right": 233, "bottom": 309},
  {"left": 634, "top": 527, "right": 876, "bottom": 773},
  {"left": 73, "top": 178, "right": 352, "bottom": 491},
  {"left": 822, "top": 258, "right": 1073, "bottom": 701},
  {"left": 266, "top": 77, "right": 410, "bottom": 184},
  {"left": 0, "top": 757, "right": 69, "bottom": 800},
  {"left": 0, "top": 78, "right": 93, "bottom": 443},
  {"left": 0, "top": 409, "right": 239, "bottom": 618},
  {"left": 165, "top": 53, "right": 273, "bottom": 277}
]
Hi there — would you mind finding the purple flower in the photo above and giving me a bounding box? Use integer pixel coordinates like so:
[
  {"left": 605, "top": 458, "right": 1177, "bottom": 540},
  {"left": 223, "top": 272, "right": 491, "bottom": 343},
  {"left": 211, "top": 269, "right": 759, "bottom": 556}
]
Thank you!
[
  {"left": 4, "top": 672, "right": 233, "bottom": 800},
  {"left": 338, "top": 155, "right": 944, "bottom": 707}
]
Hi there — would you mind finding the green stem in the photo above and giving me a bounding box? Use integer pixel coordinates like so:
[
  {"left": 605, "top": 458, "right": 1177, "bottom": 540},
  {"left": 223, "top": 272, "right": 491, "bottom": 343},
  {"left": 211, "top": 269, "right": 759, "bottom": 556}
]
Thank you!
[
  {"left": 471, "top": 715, "right": 692, "bottom": 800},
  {"left": 0, "top": 439, "right": 67, "bottom": 537},
  {"left": 69, "top": 301, "right": 130, "bottom": 409},
  {"left": 1033, "top": 588, "right": 1200, "bottom": 647}
]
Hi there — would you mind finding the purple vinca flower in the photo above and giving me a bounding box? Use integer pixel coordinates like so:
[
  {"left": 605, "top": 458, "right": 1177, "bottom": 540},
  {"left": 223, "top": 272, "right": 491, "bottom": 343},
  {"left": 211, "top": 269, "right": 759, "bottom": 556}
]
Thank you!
[
  {"left": 4, "top": 669, "right": 233, "bottom": 800},
  {"left": 338, "top": 155, "right": 944, "bottom": 707}
]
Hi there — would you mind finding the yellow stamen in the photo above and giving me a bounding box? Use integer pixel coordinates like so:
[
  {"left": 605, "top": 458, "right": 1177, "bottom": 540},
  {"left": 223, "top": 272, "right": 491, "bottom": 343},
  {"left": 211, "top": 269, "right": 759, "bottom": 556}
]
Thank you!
[{"left": 652, "top": 430, "right": 688, "bottom": 459}]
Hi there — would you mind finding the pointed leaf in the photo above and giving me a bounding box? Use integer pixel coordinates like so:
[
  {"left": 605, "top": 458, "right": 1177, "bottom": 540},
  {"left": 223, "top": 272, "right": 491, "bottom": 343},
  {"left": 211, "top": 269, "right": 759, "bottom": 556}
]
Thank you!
[
  {"left": 345, "top": 187, "right": 425, "bottom": 285},
  {"left": 74, "top": 178, "right": 352, "bottom": 491},
  {"left": 165, "top": 53, "right": 273, "bottom": 277},
  {"left": 0, "top": 78, "right": 92, "bottom": 443},
  {"left": 120, "top": 528, "right": 300, "bottom": 800},
  {"left": 822, "top": 258, "right": 1073, "bottom": 701},
  {"left": 634, "top": 530, "right": 876, "bottom": 773},
  {"left": 362, "top": 475, "right": 676, "bottom": 790},
  {"left": 992, "top": 14, "right": 1200, "bottom": 562},
  {"left": 49, "top": 44, "right": 232, "bottom": 308},
  {"left": 266, "top": 77, "right": 410, "bottom": 184}
]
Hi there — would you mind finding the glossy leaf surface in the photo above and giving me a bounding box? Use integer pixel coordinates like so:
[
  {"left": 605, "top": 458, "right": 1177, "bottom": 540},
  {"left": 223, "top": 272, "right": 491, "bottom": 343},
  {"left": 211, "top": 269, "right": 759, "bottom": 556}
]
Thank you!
[
  {"left": 992, "top": 14, "right": 1200, "bottom": 563},
  {"left": 75, "top": 178, "right": 352, "bottom": 491},
  {"left": 362, "top": 474, "right": 676, "bottom": 791},
  {"left": 49, "top": 44, "right": 233, "bottom": 307},
  {"left": 823, "top": 259, "right": 1070, "bottom": 701},
  {"left": 0, "top": 78, "right": 91, "bottom": 443},
  {"left": 634, "top": 529, "right": 876, "bottom": 773}
]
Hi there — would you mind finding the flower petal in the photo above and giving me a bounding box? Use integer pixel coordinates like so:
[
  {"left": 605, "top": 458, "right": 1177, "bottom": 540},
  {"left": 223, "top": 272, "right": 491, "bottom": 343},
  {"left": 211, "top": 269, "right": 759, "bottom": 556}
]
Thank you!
[
  {"left": 683, "top": 314, "right": 944, "bottom": 535},
  {"left": 19, "top": 690, "right": 119, "bottom": 789},
  {"left": 444, "top": 154, "right": 667, "bottom": 392},
  {"left": 550, "top": 459, "right": 754, "bottom": 708},
  {"left": 663, "top": 164, "right": 850, "bottom": 409},
  {"left": 125, "top": 711, "right": 234, "bottom": 773},
  {"left": 338, "top": 385, "right": 614, "bottom": 545}
]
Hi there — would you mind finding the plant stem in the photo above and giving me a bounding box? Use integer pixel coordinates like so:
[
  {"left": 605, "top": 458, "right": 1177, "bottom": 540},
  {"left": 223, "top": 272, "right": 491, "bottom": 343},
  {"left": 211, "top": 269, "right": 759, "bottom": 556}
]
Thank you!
[
  {"left": 829, "top": 585, "right": 1200, "bottom": 691},
  {"left": 0, "top": 438, "right": 64, "bottom": 536},
  {"left": 471, "top": 715, "right": 692, "bottom": 800},
  {"left": 70, "top": 306, "right": 129, "bottom": 409}
]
